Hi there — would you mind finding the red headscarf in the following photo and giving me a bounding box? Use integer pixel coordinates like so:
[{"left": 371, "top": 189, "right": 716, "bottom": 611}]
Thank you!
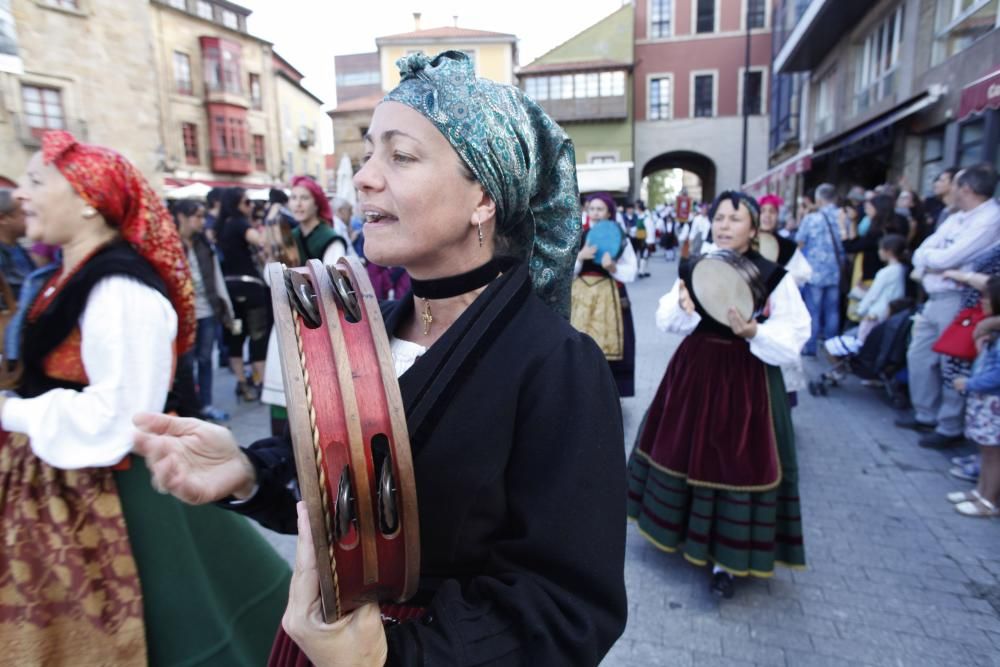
[
  {"left": 42, "top": 131, "right": 196, "bottom": 355},
  {"left": 290, "top": 175, "right": 332, "bottom": 222}
]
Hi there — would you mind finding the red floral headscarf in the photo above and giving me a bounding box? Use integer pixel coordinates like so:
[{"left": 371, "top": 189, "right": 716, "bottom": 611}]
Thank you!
[
  {"left": 290, "top": 175, "right": 332, "bottom": 222},
  {"left": 42, "top": 131, "right": 196, "bottom": 354}
]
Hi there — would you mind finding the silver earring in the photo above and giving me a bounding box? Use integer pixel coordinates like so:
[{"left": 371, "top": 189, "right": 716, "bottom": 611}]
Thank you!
[
  {"left": 82, "top": 206, "right": 97, "bottom": 218},
  {"left": 476, "top": 221, "right": 484, "bottom": 247}
]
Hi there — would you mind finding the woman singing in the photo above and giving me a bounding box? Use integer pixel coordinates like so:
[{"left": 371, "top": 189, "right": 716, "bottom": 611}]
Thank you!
[{"left": 134, "top": 51, "right": 627, "bottom": 666}]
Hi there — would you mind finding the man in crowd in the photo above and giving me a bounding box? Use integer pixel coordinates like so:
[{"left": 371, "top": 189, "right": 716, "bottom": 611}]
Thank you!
[
  {"left": 898, "top": 164, "right": 1000, "bottom": 448},
  {"left": 204, "top": 187, "right": 223, "bottom": 242},
  {"left": 927, "top": 166, "right": 959, "bottom": 230},
  {"left": 0, "top": 189, "right": 34, "bottom": 309},
  {"left": 796, "top": 183, "right": 843, "bottom": 355}
]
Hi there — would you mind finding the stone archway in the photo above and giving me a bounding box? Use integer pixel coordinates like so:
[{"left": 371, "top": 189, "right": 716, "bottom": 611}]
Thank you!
[{"left": 641, "top": 151, "right": 717, "bottom": 203}]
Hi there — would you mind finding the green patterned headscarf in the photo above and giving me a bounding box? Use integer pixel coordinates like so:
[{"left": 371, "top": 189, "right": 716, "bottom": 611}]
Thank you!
[{"left": 383, "top": 50, "right": 581, "bottom": 317}]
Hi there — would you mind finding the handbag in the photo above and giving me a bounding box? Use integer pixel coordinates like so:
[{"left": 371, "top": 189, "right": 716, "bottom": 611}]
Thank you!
[{"left": 932, "top": 303, "right": 986, "bottom": 361}]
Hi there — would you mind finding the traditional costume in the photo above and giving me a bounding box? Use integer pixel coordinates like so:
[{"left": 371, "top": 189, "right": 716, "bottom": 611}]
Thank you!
[
  {"left": 225, "top": 51, "right": 628, "bottom": 666},
  {"left": 571, "top": 192, "right": 638, "bottom": 397},
  {"left": 0, "top": 132, "right": 289, "bottom": 666},
  {"left": 628, "top": 193, "right": 811, "bottom": 580}
]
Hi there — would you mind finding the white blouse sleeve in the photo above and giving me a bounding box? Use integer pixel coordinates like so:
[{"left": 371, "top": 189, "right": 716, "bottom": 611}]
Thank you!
[
  {"left": 1, "top": 276, "right": 177, "bottom": 469},
  {"left": 786, "top": 248, "right": 813, "bottom": 287},
  {"left": 322, "top": 237, "right": 348, "bottom": 266},
  {"left": 749, "top": 273, "right": 812, "bottom": 367},
  {"left": 655, "top": 279, "right": 701, "bottom": 335},
  {"left": 609, "top": 241, "right": 638, "bottom": 283}
]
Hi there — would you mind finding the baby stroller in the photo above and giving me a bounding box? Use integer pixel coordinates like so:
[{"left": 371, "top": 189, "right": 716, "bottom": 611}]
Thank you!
[{"left": 808, "top": 302, "right": 915, "bottom": 407}]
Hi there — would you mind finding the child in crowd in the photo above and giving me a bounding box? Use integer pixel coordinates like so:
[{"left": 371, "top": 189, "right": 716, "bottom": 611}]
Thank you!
[
  {"left": 853, "top": 234, "right": 908, "bottom": 343},
  {"left": 949, "top": 275, "right": 1000, "bottom": 518}
]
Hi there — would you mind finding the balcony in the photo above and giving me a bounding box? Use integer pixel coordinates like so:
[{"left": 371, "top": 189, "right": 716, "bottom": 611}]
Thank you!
[
  {"left": 210, "top": 149, "right": 251, "bottom": 174},
  {"left": 537, "top": 96, "right": 628, "bottom": 123},
  {"left": 773, "top": 0, "right": 874, "bottom": 73}
]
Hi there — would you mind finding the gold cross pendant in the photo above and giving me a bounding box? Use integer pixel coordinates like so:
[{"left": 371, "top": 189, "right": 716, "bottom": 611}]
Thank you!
[{"left": 420, "top": 299, "right": 433, "bottom": 335}]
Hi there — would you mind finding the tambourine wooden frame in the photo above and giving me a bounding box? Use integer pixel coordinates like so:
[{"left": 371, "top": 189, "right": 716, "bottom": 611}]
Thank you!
[{"left": 268, "top": 258, "right": 419, "bottom": 622}]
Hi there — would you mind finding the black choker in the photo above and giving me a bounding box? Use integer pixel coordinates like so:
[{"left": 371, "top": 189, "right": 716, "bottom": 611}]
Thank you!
[
  {"left": 410, "top": 259, "right": 501, "bottom": 335},
  {"left": 410, "top": 259, "right": 501, "bottom": 300}
]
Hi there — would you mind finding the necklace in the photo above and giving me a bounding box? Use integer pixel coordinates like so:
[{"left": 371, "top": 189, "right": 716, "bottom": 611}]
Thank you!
[{"left": 410, "top": 259, "right": 501, "bottom": 336}]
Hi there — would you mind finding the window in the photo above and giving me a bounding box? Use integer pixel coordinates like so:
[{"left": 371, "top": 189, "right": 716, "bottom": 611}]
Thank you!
[
  {"left": 173, "top": 52, "right": 192, "bottom": 94},
  {"left": 202, "top": 39, "right": 243, "bottom": 94},
  {"left": 649, "top": 76, "right": 672, "bottom": 120},
  {"left": 854, "top": 5, "right": 904, "bottom": 113},
  {"left": 588, "top": 152, "right": 619, "bottom": 163},
  {"left": 21, "top": 85, "right": 64, "bottom": 136},
  {"left": 573, "top": 74, "right": 586, "bottom": 99},
  {"left": 919, "top": 131, "right": 945, "bottom": 195},
  {"left": 585, "top": 73, "right": 600, "bottom": 97},
  {"left": 196, "top": 0, "right": 213, "bottom": 19},
  {"left": 650, "top": 0, "right": 672, "bottom": 38},
  {"left": 253, "top": 134, "right": 266, "bottom": 171},
  {"left": 182, "top": 122, "right": 199, "bottom": 164},
  {"left": 221, "top": 9, "right": 238, "bottom": 29},
  {"left": 693, "top": 73, "right": 715, "bottom": 117},
  {"left": 249, "top": 73, "right": 261, "bottom": 109},
  {"left": 744, "top": 69, "right": 764, "bottom": 115},
  {"left": 168, "top": 0, "right": 186, "bottom": 9},
  {"left": 46, "top": 0, "right": 79, "bottom": 8},
  {"left": 747, "top": 0, "right": 767, "bottom": 29},
  {"left": 814, "top": 69, "right": 835, "bottom": 136},
  {"left": 932, "top": 0, "right": 999, "bottom": 65},
  {"left": 337, "top": 71, "right": 381, "bottom": 87},
  {"left": 696, "top": 0, "right": 715, "bottom": 33},
  {"left": 524, "top": 77, "right": 549, "bottom": 101},
  {"left": 958, "top": 119, "right": 986, "bottom": 166}
]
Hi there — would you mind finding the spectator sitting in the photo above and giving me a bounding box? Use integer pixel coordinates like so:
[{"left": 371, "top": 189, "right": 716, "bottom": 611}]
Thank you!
[
  {"left": 898, "top": 163, "right": 1000, "bottom": 449},
  {"left": 796, "top": 182, "right": 843, "bottom": 355}
]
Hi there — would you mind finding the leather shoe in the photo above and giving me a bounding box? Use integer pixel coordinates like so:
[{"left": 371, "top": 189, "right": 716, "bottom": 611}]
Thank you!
[
  {"left": 918, "top": 432, "right": 964, "bottom": 449},
  {"left": 895, "top": 415, "right": 936, "bottom": 433},
  {"left": 710, "top": 571, "right": 734, "bottom": 599}
]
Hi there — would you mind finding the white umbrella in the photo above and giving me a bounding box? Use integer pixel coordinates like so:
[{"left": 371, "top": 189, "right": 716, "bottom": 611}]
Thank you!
[
  {"left": 336, "top": 155, "right": 356, "bottom": 207},
  {"left": 165, "top": 182, "right": 211, "bottom": 200}
]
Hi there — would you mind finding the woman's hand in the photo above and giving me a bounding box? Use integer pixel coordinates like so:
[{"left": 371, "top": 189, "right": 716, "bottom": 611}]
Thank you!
[
  {"left": 600, "top": 251, "right": 617, "bottom": 273},
  {"left": 677, "top": 280, "right": 695, "bottom": 315},
  {"left": 728, "top": 308, "right": 757, "bottom": 339},
  {"left": 132, "top": 412, "right": 256, "bottom": 504},
  {"left": 283, "top": 502, "right": 388, "bottom": 667},
  {"left": 953, "top": 376, "right": 968, "bottom": 392},
  {"left": 577, "top": 244, "right": 597, "bottom": 263}
]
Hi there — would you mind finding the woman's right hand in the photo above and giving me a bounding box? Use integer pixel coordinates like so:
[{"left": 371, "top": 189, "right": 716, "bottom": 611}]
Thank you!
[
  {"left": 132, "top": 412, "right": 257, "bottom": 505},
  {"left": 577, "top": 244, "right": 597, "bottom": 262},
  {"left": 678, "top": 280, "right": 695, "bottom": 315}
]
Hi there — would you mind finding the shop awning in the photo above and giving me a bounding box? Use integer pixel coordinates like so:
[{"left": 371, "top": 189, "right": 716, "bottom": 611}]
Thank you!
[
  {"left": 958, "top": 67, "right": 1000, "bottom": 121},
  {"left": 576, "top": 161, "right": 634, "bottom": 194},
  {"left": 812, "top": 91, "right": 941, "bottom": 162},
  {"left": 743, "top": 148, "right": 813, "bottom": 195}
]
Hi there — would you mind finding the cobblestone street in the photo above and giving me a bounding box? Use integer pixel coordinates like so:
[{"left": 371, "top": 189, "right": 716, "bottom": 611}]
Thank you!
[{"left": 223, "top": 255, "right": 1000, "bottom": 666}]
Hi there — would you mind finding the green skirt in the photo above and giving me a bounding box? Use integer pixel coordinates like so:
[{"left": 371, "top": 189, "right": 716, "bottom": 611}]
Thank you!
[
  {"left": 115, "top": 456, "right": 290, "bottom": 666},
  {"left": 627, "top": 365, "right": 805, "bottom": 577}
]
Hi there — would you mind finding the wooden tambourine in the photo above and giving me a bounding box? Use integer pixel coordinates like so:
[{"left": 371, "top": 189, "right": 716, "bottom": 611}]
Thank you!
[
  {"left": 689, "top": 250, "right": 767, "bottom": 326},
  {"left": 268, "top": 258, "right": 420, "bottom": 622},
  {"left": 757, "top": 232, "right": 780, "bottom": 263}
]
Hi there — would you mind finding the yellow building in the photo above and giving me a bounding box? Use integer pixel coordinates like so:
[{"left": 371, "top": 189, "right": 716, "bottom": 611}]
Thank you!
[
  {"left": 149, "top": 0, "right": 280, "bottom": 189},
  {"left": 330, "top": 18, "right": 518, "bottom": 170},
  {"left": 376, "top": 20, "right": 517, "bottom": 90},
  {"left": 272, "top": 52, "right": 325, "bottom": 182},
  {"left": 0, "top": 0, "right": 162, "bottom": 185}
]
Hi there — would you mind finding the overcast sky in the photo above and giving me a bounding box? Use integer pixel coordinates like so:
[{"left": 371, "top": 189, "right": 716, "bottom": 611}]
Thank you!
[{"left": 242, "top": 0, "right": 628, "bottom": 109}]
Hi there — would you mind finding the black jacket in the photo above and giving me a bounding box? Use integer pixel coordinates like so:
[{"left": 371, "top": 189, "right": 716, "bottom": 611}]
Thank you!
[{"left": 226, "top": 261, "right": 628, "bottom": 666}]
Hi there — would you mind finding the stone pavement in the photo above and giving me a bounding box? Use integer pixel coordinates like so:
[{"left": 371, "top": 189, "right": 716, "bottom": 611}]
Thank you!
[{"left": 219, "top": 255, "right": 1000, "bottom": 667}]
